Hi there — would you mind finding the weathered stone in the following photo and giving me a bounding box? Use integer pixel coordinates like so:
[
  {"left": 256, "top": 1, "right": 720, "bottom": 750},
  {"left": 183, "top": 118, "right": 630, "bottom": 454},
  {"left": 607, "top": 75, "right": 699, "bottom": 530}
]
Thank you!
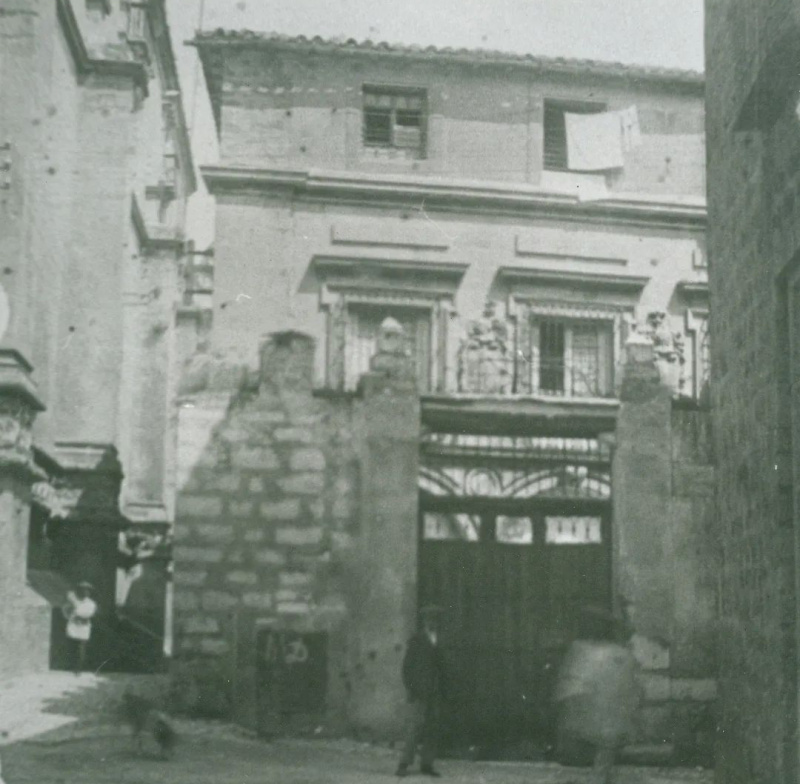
[
  {"left": 332, "top": 497, "right": 353, "bottom": 520},
  {"left": 273, "top": 427, "right": 314, "bottom": 444},
  {"left": 249, "top": 477, "right": 266, "bottom": 494},
  {"left": 174, "top": 570, "right": 208, "bottom": 587},
  {"left": 242, "top": 410, "right": 286, "bottom": 425},
  {"left": 202, "top": 591, "right": 239, "bottom": 611},
  {"left": 242, "top": 592, "right": 274, "bottom": 610},
  {"left": 277, "top": 601, "right": 310, "bottom": 615},
  {"left": 229, "top": 501, "right": 255, "bottom": 518},
  {"left": 200, "top": 638, "right": 231, "bottom": 656},
  {"left": 671, "top": 678, "right": 717, "bottom": 702},
  {"left": 244, "top": 529, "right": 266, "bottom": 543},
  {"left": 280, "top": 571, "right": 312, "bottom": 587},
  {"left": 226, "top": 570, "right": 258, "bottom": 586},
  {"left": 641, "top": 674, "right": 671, "bottom": 702},
  {"left": 174, "top": 546, "right": 224, "bottom": 564},
  {"left": 259, "top": 499, "right": 301, "bottom": 520},
  {"left": 309, "top": 498, "right": 325, "bottom": 521},
  {"left": 276, "top": 589, "right": 300, "bottom": 602},
  {"left": 183, "top": 615, "right": 220, "bottom": 634},
  {"left": 173, "top": 525, "right": 192, "bottom": 541},
  {"left": 290, "top": 448, "right": 326, "bottom": 471},
  {"left": 632, "top": 634, "right": 671, "bottom": 671},
  {"left": 196, "top": 523, "right": 235, "bottom": 542},
  {"left": 255, "top": 549, "right": 287, "bottom": 566},
  {"left": 173, "top": 591, "right": 200, "bottom": 611},
  {"left": 278, "top": 473, "right": 325, "bottom": 495},
  {"left": 178, "top": 495, "right": 224, "bottom": 517},
  {"left": 275, "top": 527, "right": 324, "bottom": 546},
  {"left": 331, "top": 532, "right": 356, "bottom": 551},
  {"left": 232, "top": 445, "right": 280, "bottom": 470},
  {"left": 204, "top": 473, "right": 241, "bottom": 493}
]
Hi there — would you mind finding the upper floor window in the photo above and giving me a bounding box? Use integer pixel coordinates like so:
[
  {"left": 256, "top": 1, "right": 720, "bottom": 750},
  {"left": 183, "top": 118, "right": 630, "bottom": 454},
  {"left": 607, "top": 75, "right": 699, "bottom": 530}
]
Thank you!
[
  {"left": 533, "top": 317, "right": 615, "bottom": 398},
  {"left": 362, "top": 87, "right": 427, "bottom": 159},
  {"left": 543, "top": 99, "right": 607, "bottom": 171}
]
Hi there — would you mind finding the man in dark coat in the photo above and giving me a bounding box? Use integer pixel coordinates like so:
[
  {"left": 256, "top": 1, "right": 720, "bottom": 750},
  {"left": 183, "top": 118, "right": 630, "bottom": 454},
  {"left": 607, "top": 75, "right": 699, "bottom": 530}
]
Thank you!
[{"left": 396, "top": 605, "right": 445, "bottom": 778}]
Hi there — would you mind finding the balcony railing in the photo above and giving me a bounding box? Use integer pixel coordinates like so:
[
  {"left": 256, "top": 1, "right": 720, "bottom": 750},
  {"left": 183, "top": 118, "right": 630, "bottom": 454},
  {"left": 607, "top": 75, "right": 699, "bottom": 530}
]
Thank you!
[{"left": 456, "top": 352, "right": 615, "bottom": 399}]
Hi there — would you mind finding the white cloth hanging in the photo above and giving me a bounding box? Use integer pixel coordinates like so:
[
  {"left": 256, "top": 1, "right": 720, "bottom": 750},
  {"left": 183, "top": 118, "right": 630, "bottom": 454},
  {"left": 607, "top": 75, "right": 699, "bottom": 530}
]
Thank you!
[{"left": 565, "top": 111, "right": 625, "bottom": 171}]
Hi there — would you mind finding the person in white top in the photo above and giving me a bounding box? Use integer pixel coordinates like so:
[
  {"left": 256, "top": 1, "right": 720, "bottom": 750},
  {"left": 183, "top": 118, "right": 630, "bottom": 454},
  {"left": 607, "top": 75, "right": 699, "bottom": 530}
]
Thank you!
[{"left": 63, "top": 581, "right": 97, "bottom": 675}]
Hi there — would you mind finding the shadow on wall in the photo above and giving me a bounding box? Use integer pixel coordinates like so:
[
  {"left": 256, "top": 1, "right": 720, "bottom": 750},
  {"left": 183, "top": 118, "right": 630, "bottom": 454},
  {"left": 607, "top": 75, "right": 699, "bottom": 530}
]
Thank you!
[{"left": 170, "top": 330, "right": 364, "bottom": 732}]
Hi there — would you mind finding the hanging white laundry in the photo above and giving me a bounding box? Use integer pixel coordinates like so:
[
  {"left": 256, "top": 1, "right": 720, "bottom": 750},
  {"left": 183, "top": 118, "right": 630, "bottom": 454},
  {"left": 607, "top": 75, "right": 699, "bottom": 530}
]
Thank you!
[
  {"left": 619, "top": 106, "right": 642, "bottom": 151},
  {"left": 565, "top": 111, "right": 625, "bottom": 171}
]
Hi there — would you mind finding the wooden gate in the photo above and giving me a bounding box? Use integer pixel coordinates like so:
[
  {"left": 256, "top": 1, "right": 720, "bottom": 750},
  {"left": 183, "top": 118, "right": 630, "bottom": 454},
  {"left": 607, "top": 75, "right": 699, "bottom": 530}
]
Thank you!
[{"left": 418, "top": 433, "right": 612, "bottom": 756}]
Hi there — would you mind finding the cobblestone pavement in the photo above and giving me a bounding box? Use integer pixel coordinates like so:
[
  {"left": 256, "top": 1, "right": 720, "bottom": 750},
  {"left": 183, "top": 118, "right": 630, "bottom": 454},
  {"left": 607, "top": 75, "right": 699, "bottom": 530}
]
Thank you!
[{"left": 0, "top": 673, "right": 713, "bottom": 784}]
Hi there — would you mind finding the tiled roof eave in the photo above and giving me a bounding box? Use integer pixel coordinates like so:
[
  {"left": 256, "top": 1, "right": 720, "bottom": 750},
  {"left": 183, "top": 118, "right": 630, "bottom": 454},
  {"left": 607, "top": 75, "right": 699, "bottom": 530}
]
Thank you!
[{"left": 189, "top": 30, "right": 704, "bottom": 87}]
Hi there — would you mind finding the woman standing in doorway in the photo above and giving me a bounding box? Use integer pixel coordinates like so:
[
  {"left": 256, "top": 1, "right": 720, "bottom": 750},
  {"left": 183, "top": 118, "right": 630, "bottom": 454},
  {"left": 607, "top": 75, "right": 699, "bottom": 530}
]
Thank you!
[{"left": 62, "top": 581, "right": 97, "bottom": 675}]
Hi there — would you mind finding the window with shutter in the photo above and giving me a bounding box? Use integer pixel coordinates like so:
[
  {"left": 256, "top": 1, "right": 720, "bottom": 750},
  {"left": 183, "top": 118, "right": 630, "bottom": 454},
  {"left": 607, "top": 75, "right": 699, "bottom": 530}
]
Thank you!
[
  {"left": 543, "top": 99, "right": 606, "bottom": 171},
  {"left": 362, "top": 87, "right": 427, "bottom": 158}
]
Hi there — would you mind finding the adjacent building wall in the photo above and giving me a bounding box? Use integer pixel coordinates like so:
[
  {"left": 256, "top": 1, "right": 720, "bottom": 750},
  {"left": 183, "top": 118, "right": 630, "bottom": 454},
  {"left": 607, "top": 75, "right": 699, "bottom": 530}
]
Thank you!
[{"left": 706, "top": 1, "right": 800, "bottom": 781}]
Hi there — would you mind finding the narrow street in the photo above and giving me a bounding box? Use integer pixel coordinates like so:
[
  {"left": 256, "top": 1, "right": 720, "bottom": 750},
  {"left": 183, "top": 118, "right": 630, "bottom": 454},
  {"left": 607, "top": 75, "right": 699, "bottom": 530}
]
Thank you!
[
  {"left": 3, "top": 735, "right": 713, "bottom": 784},
  {"left": 0, "top": 674, "right": 712, "bottom": 784}
]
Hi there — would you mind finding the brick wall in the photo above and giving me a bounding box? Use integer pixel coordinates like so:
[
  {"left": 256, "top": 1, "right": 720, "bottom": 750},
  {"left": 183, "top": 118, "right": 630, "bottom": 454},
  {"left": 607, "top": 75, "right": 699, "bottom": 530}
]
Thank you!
[
  {"left": 214, "top": 47, "right": 705, "bottom": 199},
  {"left": 706, "top": 0, "right": 800, "bottom": 781}
]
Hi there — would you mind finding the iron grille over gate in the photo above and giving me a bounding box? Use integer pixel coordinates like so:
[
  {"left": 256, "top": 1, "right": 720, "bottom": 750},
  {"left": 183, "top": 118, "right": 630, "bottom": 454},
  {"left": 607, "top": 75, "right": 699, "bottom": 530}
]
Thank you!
[{"left": 419, "top": 432, "right": 612, "bottom": 501}]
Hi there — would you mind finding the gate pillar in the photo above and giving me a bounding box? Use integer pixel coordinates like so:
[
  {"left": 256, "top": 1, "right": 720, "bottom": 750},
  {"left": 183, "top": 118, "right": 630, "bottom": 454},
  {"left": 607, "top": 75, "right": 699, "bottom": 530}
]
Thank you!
[
  {"left": 613, "top": 336, "right": 674, "bottom": 640},
  {"left": 350, "top": 319, "right": 421, "bottom": 737},
  {"left": 0, "top": 350, "right": 49, "bottom": 679}
]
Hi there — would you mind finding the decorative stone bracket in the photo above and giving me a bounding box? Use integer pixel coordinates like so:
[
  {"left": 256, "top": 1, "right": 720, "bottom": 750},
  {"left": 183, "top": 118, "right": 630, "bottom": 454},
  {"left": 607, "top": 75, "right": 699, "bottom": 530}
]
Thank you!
[
  {"left": 0, "top": 351, "right": 45, "bottom": 479},
  {"left": 625, "top": 311, "right": 688, "bottom": 396}
]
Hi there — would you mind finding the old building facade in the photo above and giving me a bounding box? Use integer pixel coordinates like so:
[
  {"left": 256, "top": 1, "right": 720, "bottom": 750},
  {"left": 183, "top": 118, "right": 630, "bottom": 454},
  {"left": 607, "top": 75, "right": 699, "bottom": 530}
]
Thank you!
[
  {"left": 174, "top": 32, "right": 715, "bottom": 760},
  {"left": 0, "top": 0, "right": 200, "bottom": 677},
  {"left": 706, "top": 2, "right": 800, "bottom": 783}
]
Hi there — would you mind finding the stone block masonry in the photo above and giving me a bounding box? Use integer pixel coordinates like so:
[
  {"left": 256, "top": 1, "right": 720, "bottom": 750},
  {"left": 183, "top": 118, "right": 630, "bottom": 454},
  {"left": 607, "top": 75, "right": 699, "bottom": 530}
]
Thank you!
[{"left": 175, "top": 333, "right": 419, "bottom": 727}]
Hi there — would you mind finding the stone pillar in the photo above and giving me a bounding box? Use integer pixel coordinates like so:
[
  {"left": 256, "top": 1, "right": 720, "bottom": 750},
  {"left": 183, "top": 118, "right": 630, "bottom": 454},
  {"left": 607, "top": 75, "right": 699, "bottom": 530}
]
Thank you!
[
  {"left": 612, "top": 335, "right": 674, "bottom": 642},
  {"left": 0, "top": 350, "right": 49, "bottom": 680},
  {"left": 350, "top": 318, "right": 421, "bottom": 736}
]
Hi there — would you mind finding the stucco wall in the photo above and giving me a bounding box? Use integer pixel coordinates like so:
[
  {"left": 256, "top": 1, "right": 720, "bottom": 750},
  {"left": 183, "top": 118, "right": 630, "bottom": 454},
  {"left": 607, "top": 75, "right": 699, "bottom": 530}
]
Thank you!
[
  {"left": 215, "top": 49, "right": 705, "bottom": 199},
  {"left": 209, "top": 195, "right": 706, "bottom": 374}
]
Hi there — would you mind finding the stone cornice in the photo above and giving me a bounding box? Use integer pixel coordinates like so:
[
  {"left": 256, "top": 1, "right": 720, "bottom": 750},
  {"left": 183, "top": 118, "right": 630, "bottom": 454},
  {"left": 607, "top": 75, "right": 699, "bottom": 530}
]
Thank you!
[
  {"left": 497, "top": 266, "right": 650, "bottom": 292},
  {"left": 147, "top": 1, "right": 197, "bottom": 194},
  {"left": 56, "top": 0, "right": 149, "bottom": 96},
  {"left": 130, "top": 193, "right": 185, "bottom": 253},
  {"left": 201, "top": 165, "right": 707, "bottom": 231}
]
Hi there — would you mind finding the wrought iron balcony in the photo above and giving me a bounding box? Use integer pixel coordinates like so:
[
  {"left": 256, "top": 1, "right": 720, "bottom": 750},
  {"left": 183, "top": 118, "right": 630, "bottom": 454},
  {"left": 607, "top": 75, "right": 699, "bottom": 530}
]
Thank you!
[{"left": 456, "top": 352, "right": 616, "bottom": 399}]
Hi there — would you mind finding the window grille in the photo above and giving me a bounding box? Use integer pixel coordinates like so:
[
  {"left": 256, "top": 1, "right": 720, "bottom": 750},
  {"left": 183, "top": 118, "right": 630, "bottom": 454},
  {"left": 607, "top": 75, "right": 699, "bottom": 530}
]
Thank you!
[
  {"left": 363, "top": 87, "right": 427, "bottom": 158},
  {"left": 543, "top": 99, "right": 606, "bottom": 171},
  {"left": 534, "top": 317, "right": 614, "bottom": 398}
]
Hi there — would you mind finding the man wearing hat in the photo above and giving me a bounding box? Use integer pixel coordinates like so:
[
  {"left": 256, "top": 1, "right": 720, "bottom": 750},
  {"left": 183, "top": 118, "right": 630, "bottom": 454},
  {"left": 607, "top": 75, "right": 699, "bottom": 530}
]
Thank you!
[
  {"left": 62, "top": 581, "right": 97, "bottom": 675},
  {"left": 396, "top": 604, "right": 445, "bottom": 778}
]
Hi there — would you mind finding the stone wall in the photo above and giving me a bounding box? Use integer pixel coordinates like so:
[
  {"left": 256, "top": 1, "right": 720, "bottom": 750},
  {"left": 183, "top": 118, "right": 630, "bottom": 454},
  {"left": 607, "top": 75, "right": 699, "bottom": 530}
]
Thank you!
[
  {"left": 706, "top": 0, "right": 800, "bottom": 781},
  {"left": 614, "top": 343, "right": 716, "bottom": 764},
  {"left": 173, "top": 331, "right": 419, "bottom": 736}
]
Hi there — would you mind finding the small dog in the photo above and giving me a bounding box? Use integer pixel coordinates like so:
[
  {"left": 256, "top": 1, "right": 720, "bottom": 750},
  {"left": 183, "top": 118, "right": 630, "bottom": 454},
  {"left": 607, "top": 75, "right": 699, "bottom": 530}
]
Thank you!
[{"left": 121, "top": 690, "right": 178, "bottom": 759}]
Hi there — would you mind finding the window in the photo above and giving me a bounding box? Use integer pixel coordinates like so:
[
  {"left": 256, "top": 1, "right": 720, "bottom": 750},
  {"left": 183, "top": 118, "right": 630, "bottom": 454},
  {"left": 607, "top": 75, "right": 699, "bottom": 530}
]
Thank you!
[
  {"left": 344, "top": 304, "right": 432, "bottom": 392},
  {"left": 534, "top": 318, "right": 614, "bottom": 398},
  {"left": 543, "top": 99, "right": 606, "bottom": 171},
  {"left": 363, "top": 87, "right": 427, "bottom": 158},
  {"left": 545, "top": 516, "right": 602, "bottom": 545}
]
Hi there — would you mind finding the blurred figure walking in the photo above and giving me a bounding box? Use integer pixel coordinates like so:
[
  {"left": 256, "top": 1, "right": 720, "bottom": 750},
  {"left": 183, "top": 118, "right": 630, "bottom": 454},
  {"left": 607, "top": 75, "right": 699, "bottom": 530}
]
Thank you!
[{"left": 555, "top": 605, "right": 641, "bottom": 784}]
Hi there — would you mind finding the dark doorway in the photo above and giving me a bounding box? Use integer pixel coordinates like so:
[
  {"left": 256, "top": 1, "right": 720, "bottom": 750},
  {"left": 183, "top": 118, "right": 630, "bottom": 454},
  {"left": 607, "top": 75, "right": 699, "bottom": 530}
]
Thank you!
[{"left": 417, "top": 431, "right": 613, "bottom": 759}]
